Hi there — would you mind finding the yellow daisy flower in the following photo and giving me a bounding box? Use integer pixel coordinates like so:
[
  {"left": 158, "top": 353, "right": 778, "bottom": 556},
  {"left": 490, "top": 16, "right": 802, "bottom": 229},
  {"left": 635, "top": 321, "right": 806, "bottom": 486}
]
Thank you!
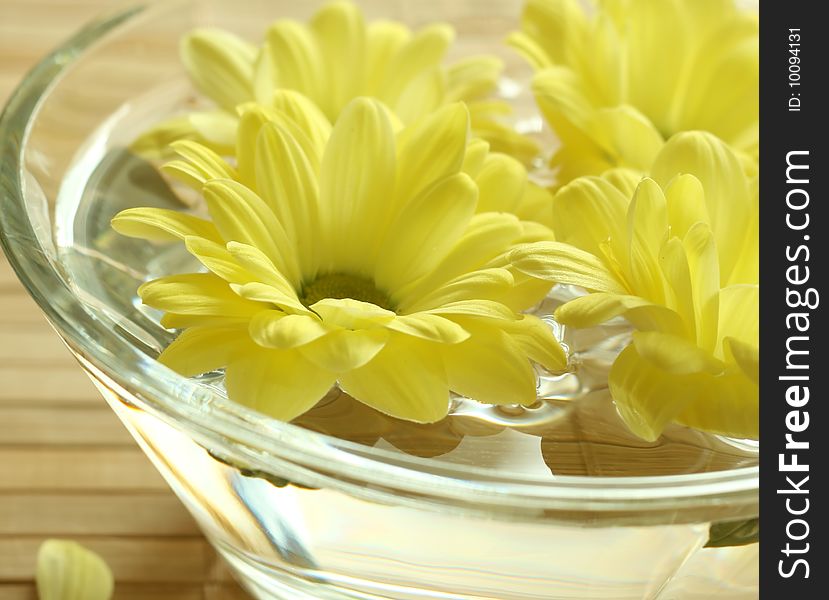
[
  {"left": 134, "top": 0, "right": 538, "bottom": 164},
  {"left": 511, "top": 132, "right": 758, "bottom": 440},
  {"left": 114, "top": 97, "right": 566, "bottom": 423},
  {"left": 509, "top": 0, "right": 759, "bottom": 183}
]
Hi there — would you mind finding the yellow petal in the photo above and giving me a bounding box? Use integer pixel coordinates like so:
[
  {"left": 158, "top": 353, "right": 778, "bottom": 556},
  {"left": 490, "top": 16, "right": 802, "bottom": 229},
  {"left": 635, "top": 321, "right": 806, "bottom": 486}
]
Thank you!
[
  {"left": 554, "top": 292, "right": 643, "bottom": 327},
  {"left": 36, "top": 539, "right": 113, "bottom": 600},
  {"left": 378, "top": 23, "right": 454, "bottom": 106},
  {"left": 651, "top": 131, "right": 753, "bottom": 286},
  {"left": 717, "top": 284, "right": 759, "bottom": 348},
  {"left": 663, "top": 173, "right": 710, "bottom": 240},
  {"left": 403, "top": 268, "right": 514, "bottom": 312},
  {"left": 592, "top": 105, "right": 664, "bottom": 172},
  {"left": 674, "top": 371, "right": 758, "bottom": 440},
  {"left": 310, "top": 1, "right": 367, "bottom": 118},
  {"left": 626, "top": 178, "right": 668, "bottom": 303},
  {"left": 552, "top": 175, "right": 628, "bottom": 258},
  {"left": 232, "top": 281, "right": 309, "bottom": 316},
  {"left": 386, "top": 313, "right": 470, "bottom": 344},
  {"left": 270, "top": 89, "right": 332, "bottom": 158},
  {"left": 396, "top": 213, "right": 523, "bottom": 304},
  {"left": 129, "top": 115, "right": 202, "bottom": 160},
  {"left": 394, "top": 102, "right": 470, "bottom": 208},
  {"left": 724, "top": 336, "right": 759, "bottom": 384},
  {"left": 188, "top": 110, "right": 238, "bottom": 153},
  {"left": 249, "top": 311, "right": 332, "bottom": 349},
  {"left": 139, "top": 273, "right": 263, "bottom": 317},
  {"left": 318, "top": 98, "right": 395, "bottom": 272},
  {"left": 112, "top": 208, "right": 221, "bottom": 243},
  {"left": 299, "top": 328, "right": 389, "bottom": 373},
  {"left": 202, "top": 179, "right": 301, "bottom": 285},
  {"left": 255, "top": 21, "right": 322, "bottom": 104},
  {"left": 164, "top": 140, "right": 237, "bottom": 188},
  {"left": 474, "top": 153, "right": 526, "bottom": 213},
  {"left": 442, "top": 322, "right": 537, "bottom": 406},
  {"left": 225, "top": 347, "right": 337, "bottom": 420},
  {"left": 633, "top": 331, "right": 724, "bottom": 375},
  {"left": 502, "top": 314, "right": 568, "bottom": 372},
  {"left": 445, "top": 56, "right": 501, "bottom": 102},
  {"left": 461, "top": 137, "right": 490, "bottom": 177},
  {"left": 225, "top": 242, "right": 305, "bottom": 309},
  {"left": 310, "top": 298, "right": 395, "bottom": 330},
  {"left": 609, "top": 345, "right": 698, "bottom": 442},
  {"left": 375, "top": 172, "right": 477, "bottom": 290},
  {"left": 181, "top": 29, "right": 256, "bottom": 111},
  {"left": 184, "top": 236, "right": 251, "bottom": 284},
  {"left": 339, "top": 333, "right": 449, "bottom": 423},
  {"left": 255, "top": 120, "right": 320, "bottom": 276},
  {"left": 427, "top": 299, "right": 518, "bottom": 321},
  {"left": 510, "top": 241, "right": 627, "bottom": 293},
  {"left": 393, "top": 67, "right": 446, "bottom": 124},
  {"left": 365, "top": 20, "right": 411, "bottom": 93},
  {"left": 683, "top": 222, "right": 720, "bottom": 353},
  {"left": 159, "top": 323, "right": 249, "bottom": 376}
]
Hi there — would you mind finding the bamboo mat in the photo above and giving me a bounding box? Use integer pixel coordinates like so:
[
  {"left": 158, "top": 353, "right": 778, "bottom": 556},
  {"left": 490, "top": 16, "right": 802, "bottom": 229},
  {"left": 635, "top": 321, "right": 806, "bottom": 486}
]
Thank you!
[{"left": 0, "top": 1, "right": 248, "bottom": 597}]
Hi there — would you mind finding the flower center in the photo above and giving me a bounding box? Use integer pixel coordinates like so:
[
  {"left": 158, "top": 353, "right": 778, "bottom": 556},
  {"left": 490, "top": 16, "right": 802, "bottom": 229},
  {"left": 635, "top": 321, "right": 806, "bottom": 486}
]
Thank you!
[{"left": 300, "top": 273, "right": 394, "bottom": 311}]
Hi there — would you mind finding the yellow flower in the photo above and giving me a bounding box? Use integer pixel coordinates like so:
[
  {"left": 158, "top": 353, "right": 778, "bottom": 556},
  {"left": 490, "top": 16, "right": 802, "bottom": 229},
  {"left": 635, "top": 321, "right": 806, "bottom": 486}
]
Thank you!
[
  {"left": 511, "top": 132, "right": 758, "bottom": 440},
  {"left": 509, "top": 0, "right": 758, "bottom": 183},
  {"left": 114, "top": 98, "right": 566, "bottom": 423},
  {"left": 36, "top": 540, "right": 114, "bottom": 600},
  {"left": 134, "top": 0, "right": 538, "bottom": 164}
]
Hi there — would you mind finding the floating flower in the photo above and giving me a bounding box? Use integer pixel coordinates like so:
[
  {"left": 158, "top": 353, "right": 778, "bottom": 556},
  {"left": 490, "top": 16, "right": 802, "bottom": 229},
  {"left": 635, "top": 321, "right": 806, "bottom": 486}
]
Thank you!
[
  {"left": 134, "top": 0, "right": 538, "bottom": 164},
  {"left": 114, "top": 98, "right": 566, "bottom": 423},
  {"left": 511, "top": 132, "right": 758, "bottom": 440},
  {"left": 36, "top": 540, "right": 114, "bottom": 600},
  {"left": 509, "top": 0, "right": 758, "bottom": 183}
]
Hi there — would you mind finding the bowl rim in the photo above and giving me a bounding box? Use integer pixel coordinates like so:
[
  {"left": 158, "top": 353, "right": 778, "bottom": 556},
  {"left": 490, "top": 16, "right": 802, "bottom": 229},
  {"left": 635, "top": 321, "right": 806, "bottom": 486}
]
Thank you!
[{"left": 0, "top": 1, "right": 759, "bottom": 520}]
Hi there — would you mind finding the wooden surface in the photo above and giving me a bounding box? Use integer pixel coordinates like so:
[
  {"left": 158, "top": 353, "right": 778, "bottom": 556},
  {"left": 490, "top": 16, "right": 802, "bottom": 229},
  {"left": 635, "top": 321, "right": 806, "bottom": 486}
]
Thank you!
[{"left": 0, "top": 1, "right": 248, "bottom": 598}]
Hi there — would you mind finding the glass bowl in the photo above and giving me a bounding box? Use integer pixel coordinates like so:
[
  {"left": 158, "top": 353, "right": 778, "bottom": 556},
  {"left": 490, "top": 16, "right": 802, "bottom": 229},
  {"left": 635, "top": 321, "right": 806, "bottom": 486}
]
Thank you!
[{"left": 0, "top": 1, "right": 758, "bottom": 598}]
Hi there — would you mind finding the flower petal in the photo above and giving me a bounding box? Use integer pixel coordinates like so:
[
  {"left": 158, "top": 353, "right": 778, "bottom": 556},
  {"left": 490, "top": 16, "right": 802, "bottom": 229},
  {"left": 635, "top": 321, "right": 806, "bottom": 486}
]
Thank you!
[
  {"left": 633, "top": 331, "right": 723, "bottom": 375},
  {"left": 403, "top": 268, "right": 514, "bottom": 312},
  {"left": 394, "top": 102, "right": 470, "bottom": 207},
  {"left": 232, "top": 282, "right": 310, "bottom": 316},
  {"left": 427, "top": 299, "right": 518, "bottom": 321},
  {"left": 318, "top": 98, "right": 396, "bottom": 272},
  {"left": 112, "top": 208, "right": 221, "bottom": 243},
  {"left": 184, "top": 236, "right": 251, "bottom": 284},
  {"left": 139, "top": 273, "right": 264, "bottom": 317},
  {"left": 181, "top": 29, "right": 256, "bottom": 111},
  {"left": 552, "top": 175, "right": 628, "bottom": 259},
  {"left": 502, "top": 314, "right": 568, "bottom": 372},
  {"left": 651, "top": 131, "right": 755, "bottom": 286},
  {"left": 375, "top": 172, "right": 477, "bottom": 290},
  {"left": 225, "top": 348, "right": 337, "bottom": 420},
  {"left": 386, "top": 313, "right": 470, "bottom": 344},
  {"left": 202, "top": 179, "right": 301, "bottom": 285},
  {"left": 510, "top": 241, "right": 627, "bottom": 293},
  {"left": 310, "top": 298, "right": 395, "bottom": 330},
  {"left": 299, "top": 328, "right": 389, "bottom": 373},
  {"left": 338, "top": 333, "right": 450, "bottom": 423},
  {"left": 609, "top": 345, "right": 699, "bottom": 441},
  {"left": 474, "top": 153, "right": 526, "bottom": 213},
  {"left": 255, "top": 21, "right": 322, "bottom": 104},
  {"left": 159, "top": 323, "right": 249, "bottom": 376},
  {"left": 442, "top": 322, "right": 538, "bottom": 406},
  {"left": 310, "top": 1, "right": 367, "bottom": 118},
  {"left": 249, "top": 311, "right": 332, "bottom": 349},
  {"left": 36, "top": 539, "right": 114, "bottom": 600},
  {"left": 255, "top": 120, "right": 320, "bottom": 277}
]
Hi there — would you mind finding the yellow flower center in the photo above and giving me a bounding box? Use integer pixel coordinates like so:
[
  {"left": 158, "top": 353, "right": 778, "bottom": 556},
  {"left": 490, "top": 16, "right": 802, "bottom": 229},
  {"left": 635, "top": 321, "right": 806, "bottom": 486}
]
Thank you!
[{"left": 300, "top": 273, "right": 394, "bottom": 311}]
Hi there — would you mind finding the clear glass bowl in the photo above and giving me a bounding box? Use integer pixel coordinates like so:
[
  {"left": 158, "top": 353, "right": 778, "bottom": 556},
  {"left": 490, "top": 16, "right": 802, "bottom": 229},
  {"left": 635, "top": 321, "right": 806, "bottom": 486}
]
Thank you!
[{"left": 0, "top": 1, "right": 758, "bottom": 598}]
